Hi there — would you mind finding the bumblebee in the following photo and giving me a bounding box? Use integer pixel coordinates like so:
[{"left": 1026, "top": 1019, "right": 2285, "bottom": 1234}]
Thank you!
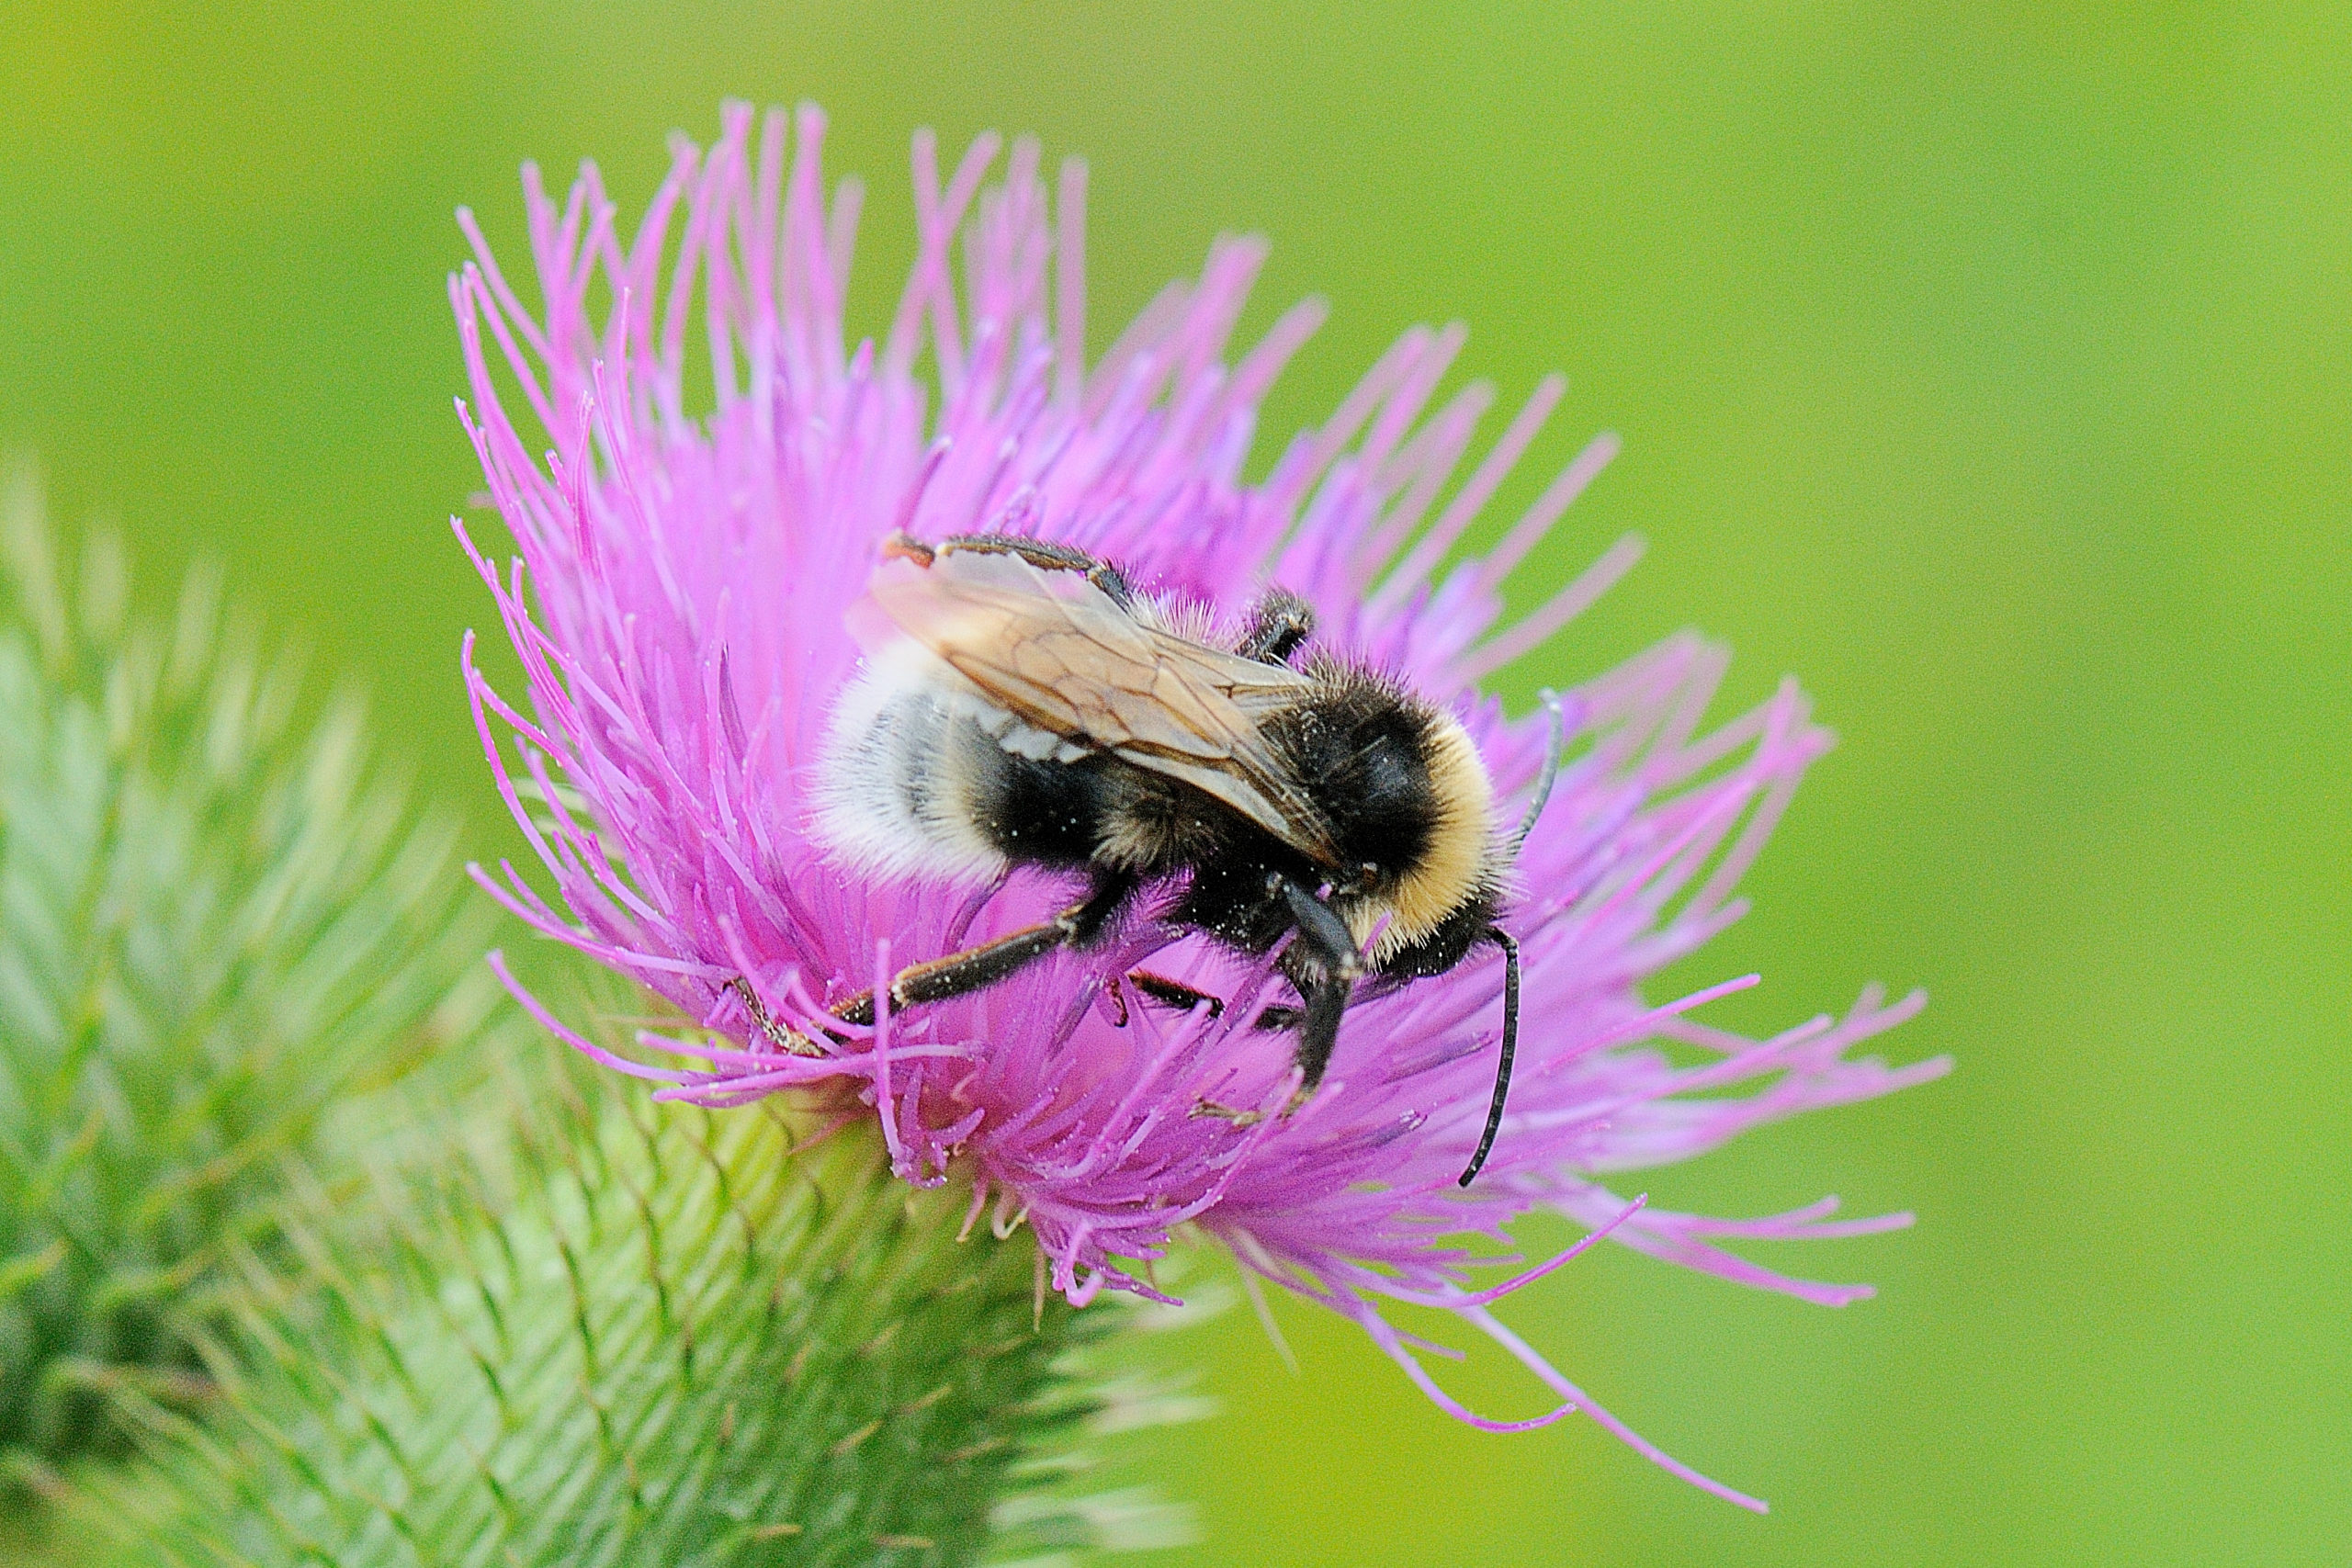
[{"left": 807, "top": 533, "right": 1559, "bottom": 1185}]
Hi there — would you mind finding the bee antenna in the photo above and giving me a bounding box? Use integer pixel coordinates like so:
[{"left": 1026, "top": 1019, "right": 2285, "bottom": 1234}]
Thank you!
[
  {"left": 1458, "top": 926, "right": 1521, "bottom": 1187},
  {"left": 1508, "top": 690, "right": 1567, "bottom": 855}
]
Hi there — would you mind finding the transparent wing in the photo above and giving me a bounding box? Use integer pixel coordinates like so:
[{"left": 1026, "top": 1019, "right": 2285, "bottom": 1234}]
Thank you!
[{"left": 861, "top": 546, "right": 1342, "bottom": 864}]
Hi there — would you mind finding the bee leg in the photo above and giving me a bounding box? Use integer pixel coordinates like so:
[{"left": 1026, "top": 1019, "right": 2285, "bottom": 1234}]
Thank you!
[
  {"left": 1193, "top": 878, "right": 1362, "bottom": 1123},
  {"left": 1198, "top": 997, "right": 1328, "bottom": 1100},
  {"left": 830, "top": 873, "right": 1138, "bottom": 1026},
  {"left": 1187, "top": 976, "right": 1351, "bottom": 1125},
  {"left": 722, "top": 976, "right": 828, "bottom": 1056},
  {"left": 1273, "top": 876, "right": 1363, "bottom": 1097},
  {"left": 829, "top": 909, "right": 1080, "bottom": 1027},
  {"left": 1289, "top": 979, "right": 1352, "bottom": 1096},
  {"left": 930, "top": 533, "right": 1135, "bottom": 608},
  {"left": 1126, "top": 971, "right": 1226, "bottom": 1019},
  {"left": 1236, "top": 589, "right": 1315, "bottom": 666}
]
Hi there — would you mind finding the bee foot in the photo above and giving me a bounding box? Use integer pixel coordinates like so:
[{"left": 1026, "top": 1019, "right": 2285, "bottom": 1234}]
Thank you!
[{"left": 727, "top": 977, "right": 831, "bottom": 1056}]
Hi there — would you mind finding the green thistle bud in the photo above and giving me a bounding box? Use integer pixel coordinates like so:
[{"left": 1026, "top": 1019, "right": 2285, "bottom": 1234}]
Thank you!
[
  {"left": 81, "top": 1051, "right": 1198, "bottom": 1566},
  {"left": 0, "top": 465, "right": 497, "bottom": 1493}
]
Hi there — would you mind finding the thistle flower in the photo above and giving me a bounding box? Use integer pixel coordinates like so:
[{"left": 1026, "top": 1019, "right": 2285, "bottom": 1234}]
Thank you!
[{"left": 454, "top": 101, "right": 1948, "bottom": 1508}]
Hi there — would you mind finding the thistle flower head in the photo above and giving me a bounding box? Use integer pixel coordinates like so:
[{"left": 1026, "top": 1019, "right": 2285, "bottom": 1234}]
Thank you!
[{"left": 455, "top": 101, "right": 1947, "bottom": 1506}]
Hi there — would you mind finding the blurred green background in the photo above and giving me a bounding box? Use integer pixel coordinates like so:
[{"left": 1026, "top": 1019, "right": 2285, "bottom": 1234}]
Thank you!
[{"left": 4, "top": 2, "right": 2346, "bottom": 1562}]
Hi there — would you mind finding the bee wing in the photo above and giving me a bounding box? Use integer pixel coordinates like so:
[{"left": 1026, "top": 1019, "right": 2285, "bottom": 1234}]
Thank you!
[{"left": 861, "top": 547, "right": 1342, "bottom": 864}]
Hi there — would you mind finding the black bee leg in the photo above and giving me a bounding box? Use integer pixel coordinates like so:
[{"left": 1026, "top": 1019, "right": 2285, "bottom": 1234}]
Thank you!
[
  {"left": 1236, "top": 588, "right": 1316, "bottom": 666},
  {"left": 835, "top": 915, "right": 1078, "bottom": 1026},
  {"left": 1126, "top": 971, "right": 1226, "bottom": 1019},
  {"left": 830, "top": 873, "right": 1137, "bottom": 1027},
  {"left": 1062, "top": 868, "right": 1139, "bottom": 944},
  {"left": 1457, "top": 926, "right": 1522, "bottom": 1188},
  {"left": 831, "top": 910, "right": 1079, "bottom": 1026},
  {"left": 1194, "top": 878, "right": 1362, "bottom": 1124},
  {"left": 1192, "top": 986, "right": 1346, "bottom": 1126},
  {"left": 1290, "top": 976, "right": 1355, "bottom": 1098},
  {"left": 1273, "top": 876, "right": 1364, "bottom": 1095}
]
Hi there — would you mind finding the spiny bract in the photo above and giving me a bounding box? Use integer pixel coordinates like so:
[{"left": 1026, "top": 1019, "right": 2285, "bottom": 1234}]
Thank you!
[
  {"left": 81, "top": 1043, "right": 1201, "bottom": 1568},
  {"left": 0, "top": 467, "right": 496, "bottom": 1490}
]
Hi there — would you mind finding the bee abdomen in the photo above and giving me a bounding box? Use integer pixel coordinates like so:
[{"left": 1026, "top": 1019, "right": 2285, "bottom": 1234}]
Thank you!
[{"left": 811, "top": 657, "right": 1009, "bottom": 882}]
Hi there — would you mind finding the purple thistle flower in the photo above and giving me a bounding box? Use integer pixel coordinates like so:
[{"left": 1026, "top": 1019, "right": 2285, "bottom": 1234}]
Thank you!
[{"left": 451, "top": 101, "right": 1948, "bottom": 1509}]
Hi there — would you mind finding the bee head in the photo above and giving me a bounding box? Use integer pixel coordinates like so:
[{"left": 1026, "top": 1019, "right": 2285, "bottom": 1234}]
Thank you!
[{"left": 1282, "top": 665, "right": 1499, "bottom": 970}]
